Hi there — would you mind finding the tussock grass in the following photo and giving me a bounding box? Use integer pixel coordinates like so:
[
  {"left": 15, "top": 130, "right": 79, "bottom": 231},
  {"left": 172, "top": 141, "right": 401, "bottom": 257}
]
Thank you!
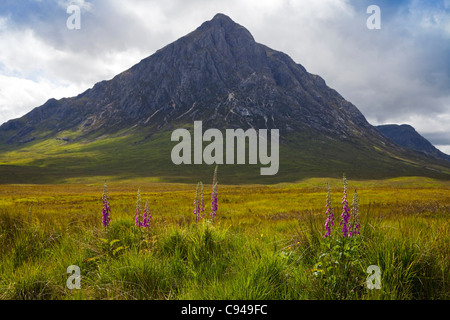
[{"left": 0, "top": 177, "right": 448, "bottom": 300}]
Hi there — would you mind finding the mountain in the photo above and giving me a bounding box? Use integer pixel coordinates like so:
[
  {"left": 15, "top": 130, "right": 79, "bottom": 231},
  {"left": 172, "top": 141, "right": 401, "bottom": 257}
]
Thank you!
[
  {"left": 0, "top": 13, "right": 375, "bottom": 139},
  {"left": 377, "top": 124, "right": 450, "bottom": 162},
  {"left": 0, "top": 13, "right": 449, "bottom": 184}
]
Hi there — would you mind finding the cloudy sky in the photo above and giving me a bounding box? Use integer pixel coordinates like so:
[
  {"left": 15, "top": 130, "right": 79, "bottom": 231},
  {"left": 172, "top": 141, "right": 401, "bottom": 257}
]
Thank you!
[{"left": 1, "top": 0, "right": 449, "bottom": 153}]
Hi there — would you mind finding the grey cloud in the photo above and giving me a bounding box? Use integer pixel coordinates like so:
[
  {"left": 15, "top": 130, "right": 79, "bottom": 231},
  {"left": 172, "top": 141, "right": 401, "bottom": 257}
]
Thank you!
[{"left": 422, "top": 132, "right": 450, "bottom": 146}]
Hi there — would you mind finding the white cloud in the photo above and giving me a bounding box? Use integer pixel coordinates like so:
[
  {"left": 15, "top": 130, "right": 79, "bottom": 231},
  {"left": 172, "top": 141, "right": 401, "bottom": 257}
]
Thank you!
[
  {"left": 436, "top": 145, "right": 450, "bottom": 155},
  {"left": 57, "top": 0, "right": 93, "bottom": 12},
  {"left": 0, "top": 15, "right": 148, "bottom": 124},
  {"left": 0, "top": 74, "right": 83, "bottom": 122},
  {"left": 0, "top": 16, "right": 7, "bottom": 30},
  {"left": 405, "top": 113, "right": 450, "bottom": 135}
]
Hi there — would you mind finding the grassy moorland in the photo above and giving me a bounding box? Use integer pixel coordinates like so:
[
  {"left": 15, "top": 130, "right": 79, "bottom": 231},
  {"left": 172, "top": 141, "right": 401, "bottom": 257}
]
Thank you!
[
  {"left": 0, "top": 176, "right": 448, "bottom": 300},
  {"left": 1, "top": 126, "right": 450, "bottom": 185}
]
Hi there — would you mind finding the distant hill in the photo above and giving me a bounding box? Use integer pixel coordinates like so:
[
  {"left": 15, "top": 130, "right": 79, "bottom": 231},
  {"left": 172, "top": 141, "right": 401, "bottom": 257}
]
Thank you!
[
  {"left": 377, "top": 124, "right": 450, "bottom": 162},
  {"left": 1, "top": 13, "right": 450, "bottom": 184}
]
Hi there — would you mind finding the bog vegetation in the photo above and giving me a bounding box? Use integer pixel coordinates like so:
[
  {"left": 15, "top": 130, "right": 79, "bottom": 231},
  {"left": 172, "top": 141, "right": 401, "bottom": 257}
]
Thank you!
[{"left": 0, "top": 170, "right": 448, "bottom": 300}]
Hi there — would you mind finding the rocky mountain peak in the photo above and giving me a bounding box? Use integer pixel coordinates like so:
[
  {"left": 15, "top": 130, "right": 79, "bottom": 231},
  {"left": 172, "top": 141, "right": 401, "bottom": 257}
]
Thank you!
[
  {"left": 197, "top": 13, "right": 256, "bottom": 44},
  {"left": 1, "top": 13, "right": 383, "bottom": 144}
]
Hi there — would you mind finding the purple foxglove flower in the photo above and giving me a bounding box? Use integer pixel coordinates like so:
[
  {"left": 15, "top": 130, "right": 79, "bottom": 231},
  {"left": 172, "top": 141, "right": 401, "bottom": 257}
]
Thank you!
[
  {"left": 324, "top": 183, "right": 335, "bottom": 238},
  {"left": 135, "top": 188, "right": 142, "bottom": 227},
  {"left": 141, "top": 199, "right": 152, "bottom": 228},
  {"left": 340, "top": 175, "right": 351, "bottom": 238},
  {"left": 102, "top": 182, "right": 111, "bottom": 228},
  {"left": 210, "top": 166, "right": 218, "bottom": 220},
  {"left": 193, "top": 182, "right": 204, "bottom": 223}
]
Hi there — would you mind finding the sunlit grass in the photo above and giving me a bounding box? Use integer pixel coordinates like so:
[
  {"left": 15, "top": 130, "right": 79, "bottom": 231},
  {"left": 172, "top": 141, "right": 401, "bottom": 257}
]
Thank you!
[{"left": 0, "top": 177, "right": 448, "bottom": 300}]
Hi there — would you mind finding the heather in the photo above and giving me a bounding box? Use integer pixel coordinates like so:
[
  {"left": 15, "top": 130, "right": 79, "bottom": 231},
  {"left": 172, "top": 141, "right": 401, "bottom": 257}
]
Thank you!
[{"left": 0, "top": 176, "right": 448, "bottom": 300}]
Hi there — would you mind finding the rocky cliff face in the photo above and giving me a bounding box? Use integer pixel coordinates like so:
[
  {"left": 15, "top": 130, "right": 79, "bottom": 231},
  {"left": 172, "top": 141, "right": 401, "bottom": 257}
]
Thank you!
[{"left": 1, "top": 13, "right": 387, "bottom": 145}]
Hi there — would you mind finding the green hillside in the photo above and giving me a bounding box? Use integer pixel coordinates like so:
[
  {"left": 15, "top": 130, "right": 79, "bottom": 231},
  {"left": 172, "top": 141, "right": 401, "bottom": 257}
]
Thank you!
[{"left": 1, "top": 125, "right": 449, "bottom": 184}]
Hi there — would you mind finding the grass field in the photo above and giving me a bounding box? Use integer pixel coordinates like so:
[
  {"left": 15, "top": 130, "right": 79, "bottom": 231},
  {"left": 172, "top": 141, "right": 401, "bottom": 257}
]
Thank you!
[
  {"left": 0, "top": 176, "right": 448, "bottom": 300},
  {"left": 2, "top": 126, "right": 450, "bottom": 185}
]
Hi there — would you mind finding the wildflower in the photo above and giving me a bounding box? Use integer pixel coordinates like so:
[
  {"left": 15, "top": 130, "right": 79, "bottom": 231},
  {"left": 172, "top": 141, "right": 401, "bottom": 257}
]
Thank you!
[
  {"left": 200, "top": 183, "right": 205, "bottom": 219},
  {"left": 350, "top": 188, "right": 361, "bottom": 236},
  {"left": 135, "top": 188, "right": 142, "bottom": 227},
  {"left": 102, "top": 182, "right": 111, "bottom": 228},
  {"left": 324, "top": 183, "right": 335, "bottom": 238},
  {"left": 141, "top": 199, "right": 152, "bottom": 228},
  {"left": 210, "top": 165, "right": 218, "bottom": 220},
  {"left": 193, "top": 181, "right": 204, "bottom": 223},
  {"left": 340, "top": 175, "right": 351, "bottom": 237}
]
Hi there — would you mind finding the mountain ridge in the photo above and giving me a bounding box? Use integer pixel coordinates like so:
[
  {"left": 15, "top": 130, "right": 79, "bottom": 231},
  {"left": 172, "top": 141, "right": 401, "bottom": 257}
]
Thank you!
[
  {"left": 377, "top": 124, "right": 450, "bottom": 162},
  {"left": 0, "top": 13, "right": 449, "bottom": 183},
  {"left": 0, "top": 13, "right": 382, "bottom": 141}
]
